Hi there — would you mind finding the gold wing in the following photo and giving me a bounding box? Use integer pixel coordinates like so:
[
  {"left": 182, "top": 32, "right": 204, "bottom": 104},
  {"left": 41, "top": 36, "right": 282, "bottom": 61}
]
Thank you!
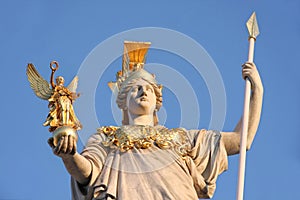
[
  {"left": 26, "top": 63, "right": 53, "bottom": 100},
  {"left": 67, "top": 76, "right": 78, "bottom": 93}
]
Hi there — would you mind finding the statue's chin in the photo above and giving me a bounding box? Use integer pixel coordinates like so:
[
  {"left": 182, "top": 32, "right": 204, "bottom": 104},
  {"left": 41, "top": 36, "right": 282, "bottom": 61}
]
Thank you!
[{"left": 52, "top": 126, "right": 78, "bottom": 146}]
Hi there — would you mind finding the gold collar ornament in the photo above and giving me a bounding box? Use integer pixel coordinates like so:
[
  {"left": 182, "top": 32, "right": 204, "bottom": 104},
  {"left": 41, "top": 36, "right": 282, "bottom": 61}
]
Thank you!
[{"left": 98, "top": 125, "right": 191, "bottom": 158}]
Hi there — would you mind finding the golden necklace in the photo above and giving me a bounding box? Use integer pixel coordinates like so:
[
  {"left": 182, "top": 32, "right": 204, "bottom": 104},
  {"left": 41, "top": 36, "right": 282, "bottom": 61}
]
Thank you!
[{"left": 98, "top": 125, "right": 191, "bottom": 157}]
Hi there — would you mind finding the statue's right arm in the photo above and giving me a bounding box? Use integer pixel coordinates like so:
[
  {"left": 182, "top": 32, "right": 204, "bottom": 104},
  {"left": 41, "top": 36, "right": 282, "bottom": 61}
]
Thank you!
[{"left": 48, "top": 136, "right": 92, "bottom": 186}]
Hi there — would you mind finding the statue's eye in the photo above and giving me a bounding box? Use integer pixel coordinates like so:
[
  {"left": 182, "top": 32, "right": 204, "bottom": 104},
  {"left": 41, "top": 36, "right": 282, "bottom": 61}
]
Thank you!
[
  {"left": 131, "top": 86, "right": 138, "bottom": 92},
  {"left": 146, "top": 85, "right": 153, "bottom": 93}
]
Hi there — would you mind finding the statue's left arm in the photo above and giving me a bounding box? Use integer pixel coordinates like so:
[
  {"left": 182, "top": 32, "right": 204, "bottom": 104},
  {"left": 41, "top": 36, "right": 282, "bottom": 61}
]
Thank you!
[{"left": 221, "top": 62, "right": 264, "bottom": 156}]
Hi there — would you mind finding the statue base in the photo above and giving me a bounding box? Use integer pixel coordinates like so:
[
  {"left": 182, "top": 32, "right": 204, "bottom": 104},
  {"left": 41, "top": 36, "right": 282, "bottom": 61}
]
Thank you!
[{"left": 52, "top": 126, "right": 78, "bottom": 146}]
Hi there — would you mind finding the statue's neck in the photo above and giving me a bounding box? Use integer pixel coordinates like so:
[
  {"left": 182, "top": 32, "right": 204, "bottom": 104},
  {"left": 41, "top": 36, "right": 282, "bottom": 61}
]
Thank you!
[{"left": 128, "top": 114, "right": 154, "bottom": 126}]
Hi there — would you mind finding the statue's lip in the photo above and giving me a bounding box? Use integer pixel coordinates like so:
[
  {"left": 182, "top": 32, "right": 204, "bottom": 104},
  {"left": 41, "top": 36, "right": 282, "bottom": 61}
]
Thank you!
[{"left": 139, "top": 96, "right": 148, "bottom": 101}]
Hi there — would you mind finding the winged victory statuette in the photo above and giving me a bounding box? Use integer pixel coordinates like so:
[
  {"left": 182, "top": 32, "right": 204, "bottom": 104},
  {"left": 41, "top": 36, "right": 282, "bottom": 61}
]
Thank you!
[{"left": 26, "top": 61, "right": 82, "bottom": 145}]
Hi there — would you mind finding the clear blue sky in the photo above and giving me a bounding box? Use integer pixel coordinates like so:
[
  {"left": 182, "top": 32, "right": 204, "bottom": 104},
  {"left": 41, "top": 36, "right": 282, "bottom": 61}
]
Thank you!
[{"left": 0, "top": 1, "right": 299, "bottom": 199}]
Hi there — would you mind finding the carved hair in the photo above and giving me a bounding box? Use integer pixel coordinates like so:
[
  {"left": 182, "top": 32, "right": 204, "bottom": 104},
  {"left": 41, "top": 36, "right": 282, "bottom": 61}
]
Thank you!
[{"left": 116, "top": 69, "right": 163, "bottom": 125}]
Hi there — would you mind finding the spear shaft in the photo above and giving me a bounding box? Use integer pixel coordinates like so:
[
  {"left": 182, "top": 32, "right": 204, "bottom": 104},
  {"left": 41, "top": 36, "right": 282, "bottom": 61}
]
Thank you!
[{"left": 236, "top": 12, "right": 259, "bottom": 200}]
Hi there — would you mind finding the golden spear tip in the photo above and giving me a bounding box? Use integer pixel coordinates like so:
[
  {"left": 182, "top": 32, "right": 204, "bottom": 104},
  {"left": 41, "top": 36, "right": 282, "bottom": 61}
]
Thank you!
[{"left": 246, "top": 12, "right": 260, "bottom": 40}]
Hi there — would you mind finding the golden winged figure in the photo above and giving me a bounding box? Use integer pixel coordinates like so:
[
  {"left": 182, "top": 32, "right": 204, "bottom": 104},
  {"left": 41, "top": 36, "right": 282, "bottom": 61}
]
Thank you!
[{"left": 26, "top": 61, "right": 82, "bottom": 135}]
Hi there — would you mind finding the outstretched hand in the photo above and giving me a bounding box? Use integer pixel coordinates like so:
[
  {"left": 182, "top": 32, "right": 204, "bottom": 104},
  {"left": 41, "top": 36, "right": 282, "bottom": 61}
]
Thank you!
[
  {"left": 242, "top": 62, "right": 263, "bottom": 92},
  {"left": 48, "top": 135, "right": 77, "bottom": 158}
]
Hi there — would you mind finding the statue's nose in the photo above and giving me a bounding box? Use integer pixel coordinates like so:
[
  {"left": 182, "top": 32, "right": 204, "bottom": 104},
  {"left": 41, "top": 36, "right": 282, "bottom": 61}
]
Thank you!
[{"left": 140, "top": 86, "right": 148, "bottom": 96}]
